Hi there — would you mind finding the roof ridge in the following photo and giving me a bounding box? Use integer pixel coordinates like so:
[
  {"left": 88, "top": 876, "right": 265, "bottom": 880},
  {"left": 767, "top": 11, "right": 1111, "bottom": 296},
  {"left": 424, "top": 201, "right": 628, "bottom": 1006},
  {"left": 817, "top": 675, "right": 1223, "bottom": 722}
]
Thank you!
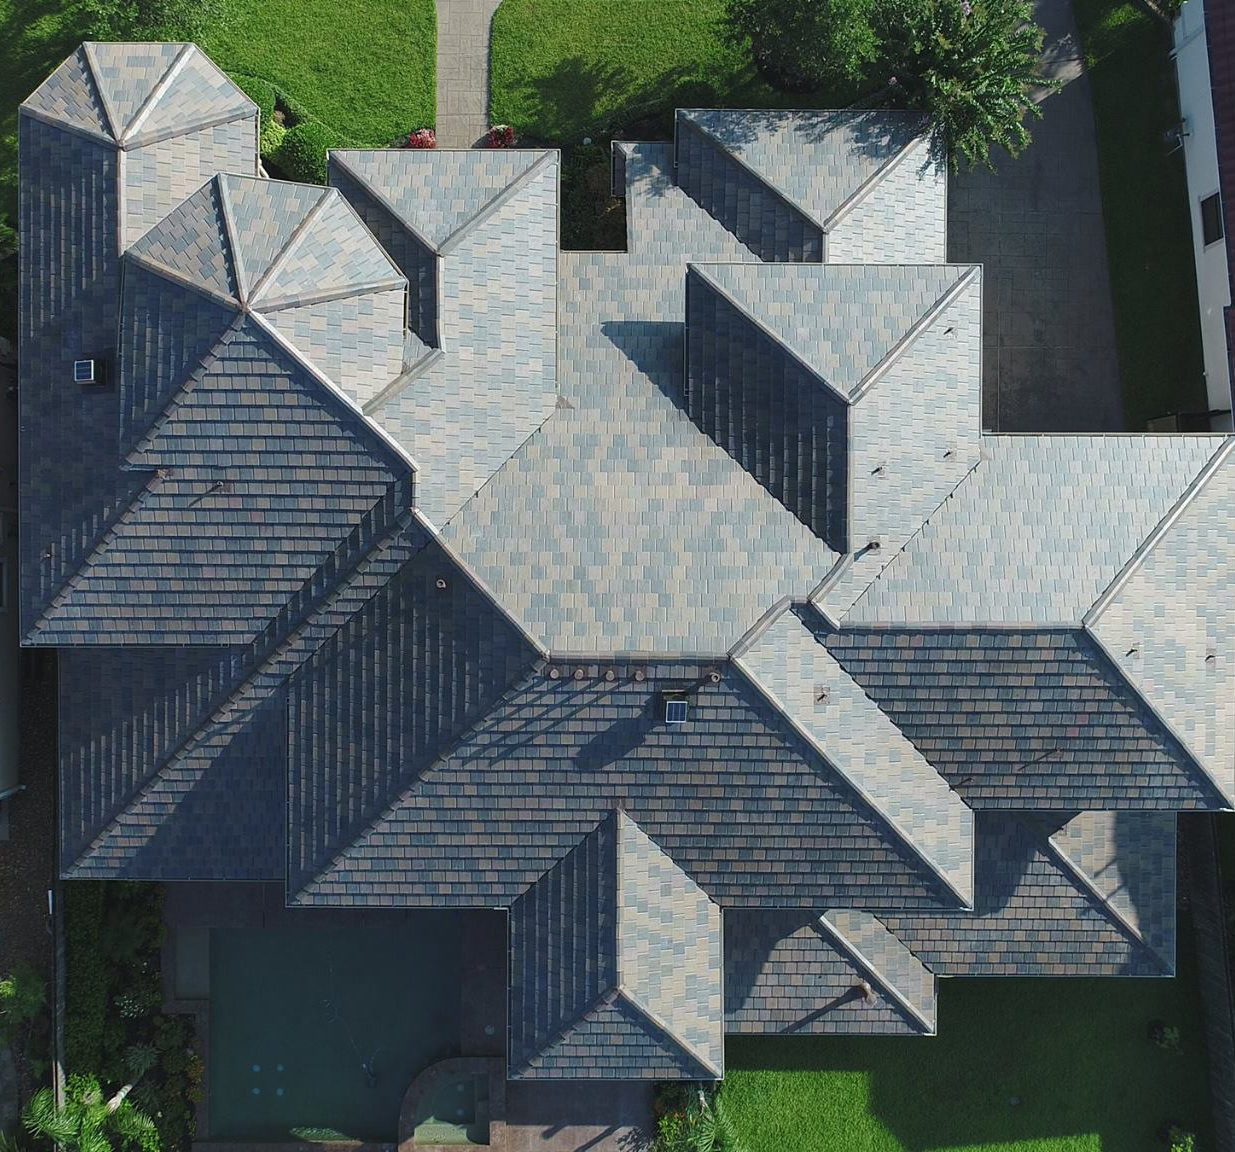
[
  {"left": 1085, "top": 435, "right": 1235, "bottom": 627},
  {"left": 675, "top": 112, "right": 823, "bottom": 231},
  {"left": 687, "top": 264, "right": 850, "bottom": 405},
  {"left": 292, "top": 658, "right": 548, "bottom": 901},
  {"left": 362, "top": 348, "right": 445, "bottom": 415},
  {"left": 1032, "top": 821, "right": 1173, "bottom": 972},
  {"left": 119, "top": 42, "right": 192, "bottom": 145},
  {"left": 255, "top": 275, "right": 408, "bottom": 314},
  {"left": 246, "top": 185, "right": 333, "bottom": 307},
  {"left": 732, "top": 649, "right": 974, "bottom": 909},
  {"left": 827, "top": 448, "right": 986, "bottom": 621},
  {"left": 817, "top": 911, "right": 935, "bottom": 1032},
  {"left": 822, "top": 130, "right": 932, "bottom": 233},
  {"left": 244, "top": 308, "right": 419, "bottom": 476},
  {"left": 79, "top": 42, "right": 124, "bottom": 141},
  {"left": 216, "top": 174, "right": 247, "bottom": 301},
  {"left": 125, "top": 243, "right": 240, "bottom": 310},
  {"left": 615, "top": 986, "right": 723, "bottom": 1079},
  {"left": 18, "top": 104, "right": 113, "bottom": 147},
  {"left": 329, "top": 151, "right": 440, "bottom": 252},
  {"left": 1081, "top": 626, "right": 1229, "bottom": 806},
  {"left": 67, "top": 486, "right": 420, "bottom": 872},
  {"left": 850, "top": 266, "right": 979, "bottom": 401},
  {"left": 122, "top": 106, "right": 256, "bottom": 152},
  {"left": 437, "top": 150, "right": 558, "bottom": 255}
]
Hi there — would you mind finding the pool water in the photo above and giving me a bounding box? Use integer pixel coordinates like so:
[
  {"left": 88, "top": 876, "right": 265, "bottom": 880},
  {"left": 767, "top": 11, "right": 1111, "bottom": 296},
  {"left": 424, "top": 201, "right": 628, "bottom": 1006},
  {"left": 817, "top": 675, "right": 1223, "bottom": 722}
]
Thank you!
[{"left": 208, "top": 915, "right": 462, "bottom": 1141}]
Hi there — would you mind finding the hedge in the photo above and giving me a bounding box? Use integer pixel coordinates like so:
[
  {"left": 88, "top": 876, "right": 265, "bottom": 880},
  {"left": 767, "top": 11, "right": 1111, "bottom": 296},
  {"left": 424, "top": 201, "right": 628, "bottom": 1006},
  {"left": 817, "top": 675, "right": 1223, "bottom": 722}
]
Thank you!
[
  {"left": 63, "top": 882, "right": 107, "bottom": 1074},
  {"left": 227, "top": 72, "right": 276, "bottom": 123},
  {"left": 273, "top": 120, "right": 342, "bottom": 184}
]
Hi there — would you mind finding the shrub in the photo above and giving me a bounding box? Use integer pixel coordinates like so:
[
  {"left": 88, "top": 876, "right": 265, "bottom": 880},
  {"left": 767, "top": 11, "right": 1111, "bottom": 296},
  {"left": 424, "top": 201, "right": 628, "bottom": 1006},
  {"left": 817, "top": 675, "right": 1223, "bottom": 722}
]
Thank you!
[
  {"left": 273, "top": 120, "right": 340, "bottom": 184},
  {"left": 1149, "top": 1019, "right": 1182, "bottom": 1053},
  {"left": 64, "top": 883, "right": 108, "bottom": 1074},
  {"left": 406, "top": 128, "right": 437, "bottom": 148},
  {"left": 1167, "top": 1128, "right": 1196, "bottom": 1152},
  {"left": 228, "top": 73, "right": 276, "bottom": 123},
  {"left": 724, "top": 0, "right": 879, "bottom": 92},
  {"left": 487, "top": 124, "right": 517, "bottom": 148},
  {"left": 260, "top": 119, "right": 288, "bottom": 158}
]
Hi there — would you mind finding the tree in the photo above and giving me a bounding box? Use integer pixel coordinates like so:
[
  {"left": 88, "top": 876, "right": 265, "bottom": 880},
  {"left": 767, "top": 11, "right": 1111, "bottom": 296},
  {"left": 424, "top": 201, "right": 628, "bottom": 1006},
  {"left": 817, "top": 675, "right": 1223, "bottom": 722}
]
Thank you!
[
  {"left": 724, "top": 0, "right": 880, "bottom": 93},
  {"left": 877, "top": 0, "right": 1057, "bottom": 169},
  {"left": 23, "top": 1074, "right": 160, "bottom": 1152}
]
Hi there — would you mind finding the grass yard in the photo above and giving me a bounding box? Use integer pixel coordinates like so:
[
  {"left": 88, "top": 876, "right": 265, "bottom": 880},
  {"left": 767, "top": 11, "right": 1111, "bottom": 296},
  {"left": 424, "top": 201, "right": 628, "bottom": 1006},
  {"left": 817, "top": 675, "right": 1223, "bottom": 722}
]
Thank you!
[
  {"left": 201, "top": 0, "right": 436, "bottom": 146},
  {"left": 1072, "top": 0, "right": 1207, "bottom": 428},
  {"left": 723, "top": 948, "right": 1213, "bottom": 1152},
  {"left": 489, "top": 0, "right": 859, "bottom": 143}
]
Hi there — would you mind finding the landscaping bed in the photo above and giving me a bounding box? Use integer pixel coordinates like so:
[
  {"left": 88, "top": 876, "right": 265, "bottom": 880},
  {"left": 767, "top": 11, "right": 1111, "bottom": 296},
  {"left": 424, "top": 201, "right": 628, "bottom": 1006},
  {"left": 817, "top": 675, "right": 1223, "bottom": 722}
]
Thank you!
[
  {"left": 718, "top": 941, "right": 1212, "bottom": 1152},
  {"left": 1072, "top": 0, "right": 1207, "bottom": 428},
  {"left": 64, "top": 882, "right": 202, "bottom": 1150}
]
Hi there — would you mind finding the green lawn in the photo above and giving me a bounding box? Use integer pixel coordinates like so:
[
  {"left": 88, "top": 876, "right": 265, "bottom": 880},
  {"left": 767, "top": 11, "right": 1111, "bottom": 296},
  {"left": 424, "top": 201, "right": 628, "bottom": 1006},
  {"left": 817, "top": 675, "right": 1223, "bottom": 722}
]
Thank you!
[
  {"left": 723, "top": 951, "right": 1213, "bottom": 1152},
  {"left": 201, "top": 0, "right": 436, "bottom": 146},
  {"left": 1072, "top": 0, "right": 1206, "bottom": 428},
  {"left": 489, "top": 0, "right": 857, "bottom": 143}
]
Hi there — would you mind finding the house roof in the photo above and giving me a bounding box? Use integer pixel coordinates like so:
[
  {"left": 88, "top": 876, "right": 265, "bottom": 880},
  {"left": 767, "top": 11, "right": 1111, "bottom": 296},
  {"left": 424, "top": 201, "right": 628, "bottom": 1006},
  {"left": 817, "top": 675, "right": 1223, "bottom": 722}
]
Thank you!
[
  {"left": 508, "top": 810, "right": 723, "bottom": 1080},
  {"left": 21, "top": 42, "right": 1234, "bottom": 1079}
]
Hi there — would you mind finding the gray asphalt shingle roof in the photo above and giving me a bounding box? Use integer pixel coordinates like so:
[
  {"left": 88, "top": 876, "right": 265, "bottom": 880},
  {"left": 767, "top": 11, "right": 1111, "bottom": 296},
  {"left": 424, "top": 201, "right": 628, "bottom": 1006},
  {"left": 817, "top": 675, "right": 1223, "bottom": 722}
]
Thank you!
[
  {"left": 882, "top": 812, "right": 1175, "bottom": 976},
  {"left": 23, "top": 43, "right": 1233, "bottom": 1073},
  {"left": 823, "top": 628, "right": 1220, "bottom": 808},
  {"left": 724, "top": 910, "right": 931, "bottom": 1035},
  {"left": 509, "top": 810, "right": 723, "bottom": 1080}
]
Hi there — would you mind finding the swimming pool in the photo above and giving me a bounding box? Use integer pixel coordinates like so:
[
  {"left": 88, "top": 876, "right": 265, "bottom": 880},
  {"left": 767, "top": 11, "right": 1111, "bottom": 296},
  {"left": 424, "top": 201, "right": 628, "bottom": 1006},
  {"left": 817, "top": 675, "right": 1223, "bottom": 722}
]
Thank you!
[{"left": 207, "top": 915, "right": 463, "bottom": 1141}]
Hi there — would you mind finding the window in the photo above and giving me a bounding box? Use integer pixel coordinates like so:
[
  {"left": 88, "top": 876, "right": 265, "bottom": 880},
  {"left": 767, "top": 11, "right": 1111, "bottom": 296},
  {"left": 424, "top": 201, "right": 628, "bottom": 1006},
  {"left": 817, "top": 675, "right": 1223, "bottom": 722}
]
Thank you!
[{"left": 1201, "top": 193, "right": 1224, "bottom": 247}]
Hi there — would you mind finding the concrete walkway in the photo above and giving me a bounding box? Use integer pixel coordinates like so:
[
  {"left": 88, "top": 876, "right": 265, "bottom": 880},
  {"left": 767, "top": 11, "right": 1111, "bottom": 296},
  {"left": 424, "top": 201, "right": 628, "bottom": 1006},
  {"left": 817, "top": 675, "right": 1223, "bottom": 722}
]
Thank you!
[
  {"left": 949, "top": 0, "right": 1124, "bottom": 431},
  {"left": 504, "top": 1081, "right": 654, "bottom": 1152},
  {"left": 436, "top": 0, "right": 502, "bottom": 147}
]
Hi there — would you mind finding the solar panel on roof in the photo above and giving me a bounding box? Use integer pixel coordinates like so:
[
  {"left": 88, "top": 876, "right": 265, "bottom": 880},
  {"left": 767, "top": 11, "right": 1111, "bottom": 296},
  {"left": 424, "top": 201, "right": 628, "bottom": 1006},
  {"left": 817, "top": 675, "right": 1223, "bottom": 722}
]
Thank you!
[
  {"left": 665, "top": 696, "right": 688, "bottom": 725},
  {"left": 73, "top": 359, "right": 96, "bottom": 384}
]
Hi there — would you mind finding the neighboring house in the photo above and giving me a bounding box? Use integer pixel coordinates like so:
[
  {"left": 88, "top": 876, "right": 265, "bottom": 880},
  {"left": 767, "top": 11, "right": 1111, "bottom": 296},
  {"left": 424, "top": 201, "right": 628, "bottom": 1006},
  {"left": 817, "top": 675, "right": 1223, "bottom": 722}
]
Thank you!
[
  {"left": 1174, "top": 0, "right": 1235, "bottom": 429},
  {"left": 20, "top": 45, "right": 1235, "bottom": 1081}
]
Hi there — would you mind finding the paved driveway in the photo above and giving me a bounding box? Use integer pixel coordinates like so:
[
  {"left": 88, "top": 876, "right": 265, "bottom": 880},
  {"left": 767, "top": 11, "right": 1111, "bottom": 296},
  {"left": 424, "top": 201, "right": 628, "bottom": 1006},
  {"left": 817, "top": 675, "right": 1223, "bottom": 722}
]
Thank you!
[{"left": 949, "top": 0, "right": 1125, "bottom": 432}]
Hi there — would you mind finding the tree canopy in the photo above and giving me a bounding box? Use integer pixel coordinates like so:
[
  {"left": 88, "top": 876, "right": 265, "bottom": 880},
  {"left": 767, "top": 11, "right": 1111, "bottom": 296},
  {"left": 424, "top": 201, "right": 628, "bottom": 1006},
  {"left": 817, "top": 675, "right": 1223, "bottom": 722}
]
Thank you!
[{"left": 723, "top": 0, "right": 1056, "bottom": 168}]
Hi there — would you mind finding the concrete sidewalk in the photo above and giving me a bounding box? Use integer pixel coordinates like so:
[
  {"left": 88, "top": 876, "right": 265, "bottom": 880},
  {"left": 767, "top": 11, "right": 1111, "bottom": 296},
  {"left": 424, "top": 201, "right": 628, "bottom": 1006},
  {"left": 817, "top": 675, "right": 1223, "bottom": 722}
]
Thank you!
[
  {"left": 949, "top": 0, "right": 1125, "bottom": 432},
  {"left": 436, "top": 0, "right": 502, "bottom": 147}
]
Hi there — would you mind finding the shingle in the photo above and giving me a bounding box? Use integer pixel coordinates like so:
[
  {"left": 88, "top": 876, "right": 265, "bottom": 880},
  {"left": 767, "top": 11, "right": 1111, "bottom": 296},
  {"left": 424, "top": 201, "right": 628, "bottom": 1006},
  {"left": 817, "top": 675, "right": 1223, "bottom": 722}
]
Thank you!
[
  {"left": 739, "top": 610, "right": 973, "bottom": 904},
  {"left": 883, "top": 813, "right": 1173, "bottom": 976},
  {"left": 824, "top": 627, "right": 1221, "bottom": 808},
  {"left": 725, "top": 910, "right": 929, "bottom": 1035},
  {"left": 1090, "top": 444, "right": 1235, "bottom": 804},
  {"left": 844, "top": 435, "right": 1227, "bottom": 625},
  {"left": 508, "top": 811, "right": 723, "bottom": 1080}
]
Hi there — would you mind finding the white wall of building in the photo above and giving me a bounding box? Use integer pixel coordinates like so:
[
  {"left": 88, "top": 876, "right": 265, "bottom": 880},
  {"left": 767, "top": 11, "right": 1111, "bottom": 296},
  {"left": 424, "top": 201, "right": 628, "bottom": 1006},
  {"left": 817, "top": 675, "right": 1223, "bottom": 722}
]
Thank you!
[{"left": 1175, "top": 0, "right": 1234, "bottom": 428}]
